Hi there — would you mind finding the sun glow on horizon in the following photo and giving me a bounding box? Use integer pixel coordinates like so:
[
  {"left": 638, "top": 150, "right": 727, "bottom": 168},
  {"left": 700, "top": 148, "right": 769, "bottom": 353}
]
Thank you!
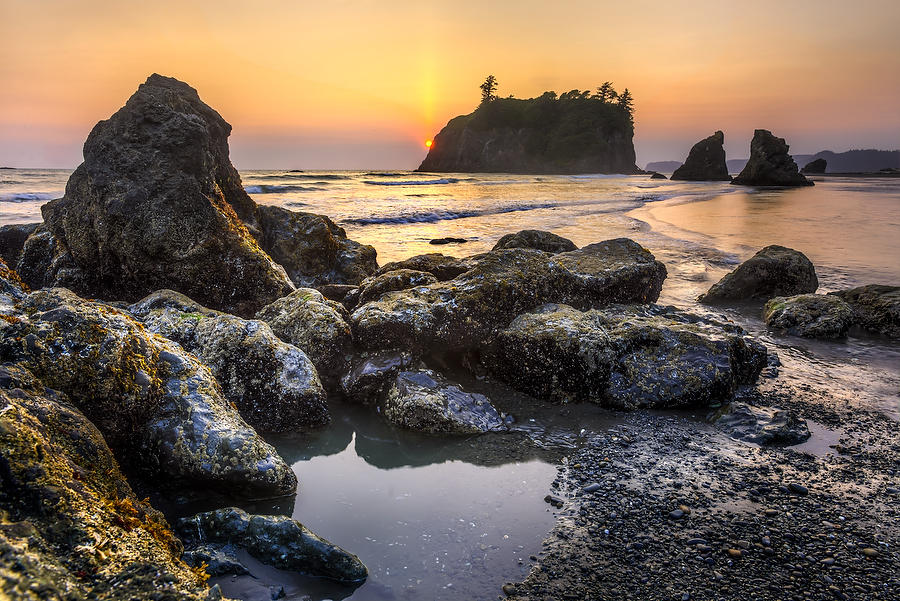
[{"left": 425, "top": 139, "right": 433, "bottom": 148}]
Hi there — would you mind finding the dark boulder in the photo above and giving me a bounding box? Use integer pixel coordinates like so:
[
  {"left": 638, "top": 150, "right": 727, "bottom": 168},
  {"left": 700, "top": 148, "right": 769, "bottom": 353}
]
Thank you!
[
  {"left": 763, "top": 294, "right": 853, "bottom": 338},
  {"left": 485, "top": 303, "right": 767, "bottom": 409},
  {"left": 255, "top": 288, "right": 354, "bottom": 381},
  {"left": 731, "top": 129, "right": 813, "bottom": 187},
  {"left": 36, "top": 74, "right": 294, "bottom": 316},
  {"left": 356, "top": 269, "right": 438, "bottom": 305},
  {"left": 130, "top": 289, "right": 329, "bottom": 432},
  {"left": 713, "top": 402, "right": 811, "bottom": 445},
  {"left": 0, "top": 363, "right": 213, "bottom": 600},
  {"left": 829, "top": 284, "right": 900, "bottom": 338},
  {"left": 352, "top": 239, "right": 667, "bottom": 354},
  {"left": 670, "top": 131, "right": 732, "bottom": 181},
  {"left": 375, "top": 253, "right": 473, "bottom": 281},
  {"left": 384, "top": 369, "right": 507, "bottom": 434},
  {"left": 0, "top": 287, "right": 296, "bottom": 497},
  {"left": 256, "top": 205, "right": 378, "bottom": 287},
  {"left": 492, "top": 230, "right": 578, "bottom": 253},
  {"left": 699, "top": 245, "right": 818, "bottom": 303},
  {"left": 177, "top": 507, "right": 367, "bottom": 584},
  {"left": 340, "top": 352, "right": 417, "bottom": 405},
  {"left": 649, "top": 172, "right": 667, "bottom": 180},
  {"left": 801, "top": 158, "right": 827, "bottom": 174},
  {"left": 0, "top": 222, "right": 39, "bottom": 267},
  {"left": 430, "top": 237, "right": 468, "bottom": 245}
]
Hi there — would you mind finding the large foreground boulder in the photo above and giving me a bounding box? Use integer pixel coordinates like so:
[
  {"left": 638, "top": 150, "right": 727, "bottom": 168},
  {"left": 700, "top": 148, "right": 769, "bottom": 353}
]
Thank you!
[
  {"left": 32, "top": 74, "right": 294, "bottom": 316},
  {"left": 492, "top": 230, "right": 578, "bottom": 253},
  {"left": 829, "top": 285, "right": 900, "bottom": 338},
  {"left": 699, "top": 245, "right": 818, "bottom": 303},
  {"left": 352, "top": 239, "right": 666, "bottom": 354},
  {"left": 0, "top": 364, "right": 213, "bottom": 600},
  {"left": 732, "top": 129, "right": 813, "bottom": 187},
  {"left": 0, "top": 287, "right": 296, "bottom": 497},
  {"left": 130, "top": 290, "right": 329, "bottom": 431},
  {"left": 763, "top": 294, "right": 854, "bottom": 338},
  {"left": 177, "top": 507, "right": 367, "bottom": 584},
  {"left": 670, "top": 131, "right": 732, "bottom": 181},
  {"left": 256, "top": 205, "right": 378, "bottom": 287},
  {"left": 485, "top": 303, "right": 767, "bottom": 409},
  {"left": 384, "top": 369, "right": 507, "bottom": 434},
  {"left": 255, "top": 288, "right": 354, "bottom": 380}
]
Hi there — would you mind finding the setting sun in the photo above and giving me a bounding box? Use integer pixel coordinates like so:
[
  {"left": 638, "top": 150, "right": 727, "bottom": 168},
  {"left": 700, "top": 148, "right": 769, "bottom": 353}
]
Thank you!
[{"left": 425, "top": 139, "right": 432, "bottom": 148}]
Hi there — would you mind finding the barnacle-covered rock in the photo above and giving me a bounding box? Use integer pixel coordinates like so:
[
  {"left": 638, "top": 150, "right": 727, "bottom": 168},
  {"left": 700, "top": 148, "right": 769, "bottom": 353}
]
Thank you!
[
  {"left": 700, "top": 245, "right": 818, "bottom": 303},
  {"left": 356, "top": 269, "right": 438, "bottom": 305},
  {"left": 384, "top": 368, "right": 507, "bottom": 434},
  {"left": 352, "top": 239, "right": 666, "bottom": 354},
  {"left": 255, "top": 288, "right": 353, "bottom": 381},
  {"left": 0, "top": 287, "right": 296, "bottom": 497},
  {"left": 763, "top": 294, "right": 854, "bottom": 339},
  {"left": 0, "top": 363, "right": 213, "bottom": 600},
  {"left": 486, "top": 303, "right": 767, "bottom": 409},
  {"left": 829, "top": 284, "right": 900, "bottom": 339},
  {"left": 492, "top": 229, "right": 577, "bottom": 253},
  {"left": 178, "top": 507, "right": 367, "bottom": 584},
  {"left": 130, "top": 289, "right": 328, "bottom": 431},
  {"left": 374, "top": 253, "right": 473, "bottom": 281}
]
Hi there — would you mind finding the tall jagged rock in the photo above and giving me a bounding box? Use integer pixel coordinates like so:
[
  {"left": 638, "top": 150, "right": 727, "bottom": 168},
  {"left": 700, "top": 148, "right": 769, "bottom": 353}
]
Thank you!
[
  {"left": 732, "top": 130, "right": 813, "bottom": 187},
  {"left": 670, "top": 131, "right": 732, "bottom": 181},
  {"left": 37, "top": 74, "right": 294, "bottom": 316}
]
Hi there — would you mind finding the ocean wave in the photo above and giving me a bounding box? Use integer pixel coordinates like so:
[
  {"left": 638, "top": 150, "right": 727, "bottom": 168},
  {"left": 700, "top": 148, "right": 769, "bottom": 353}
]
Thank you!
[
  {"left": 568, "top": 174, "right": 628, "bottom": 180},
  {"left": 363, "top": 178, "right": 459, "bottom": 186},
  {"left": 0, "top": 192, "right": 58, "bottom": 202},
  {"left": 363, "top": 172, "right": 408, "bottom": 177},
  {"left": 247, "top": 173, "right": 348, "bottom": 181},
  {"left": 473, "top": 179, "right": 536, "bottom": 186},
  {"left": 244, "top": 184, "right": 326, "bottom": 194},
  {"left": 344, "top": 202, "right": 555, "bottom": 226}
]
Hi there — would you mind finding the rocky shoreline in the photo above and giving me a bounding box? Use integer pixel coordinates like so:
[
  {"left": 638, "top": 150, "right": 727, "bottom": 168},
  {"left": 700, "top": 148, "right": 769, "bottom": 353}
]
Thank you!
[{"left": 1, "top": 74, "right": 898, "bottom": 601}]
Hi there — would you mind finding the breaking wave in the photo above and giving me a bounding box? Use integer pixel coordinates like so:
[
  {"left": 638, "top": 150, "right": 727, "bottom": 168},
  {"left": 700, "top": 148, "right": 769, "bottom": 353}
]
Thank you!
[
  {"left": 344, "top": 202, "right": 556, "bottom": 225},
  {"left": 363, "top": 178, "right": 460, "bottom": 186},
  {"left": 0, "top": 192, "right": 58, "bottom": 202},
  {"left": 245, "top": 185, "right": 326, "bottom": 194}
]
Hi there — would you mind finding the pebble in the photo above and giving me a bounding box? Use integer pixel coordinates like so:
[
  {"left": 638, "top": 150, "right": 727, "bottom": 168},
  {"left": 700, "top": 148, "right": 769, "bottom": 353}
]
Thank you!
[
  {"left": 727, "top": 549, "right": 742, "bottom": 558},
  {"left": 787, "top": 483, "right": 809, "bottom": 496},
  {"left": 502, "top": 583, "right": 517, "bottom": 596},
  {"left": 583, "top": 483, "right": 602, "bottom": 493},
  {"left": 668, "top": 509, "right": 685, "bottom": 520},
  {"left": 861, "top": 548, "right": 878, "bottom": 558},
  {"left": 544, "top": 495, "right": 564, "bottom": 508},
  {"left": 763, "top": 508, "right": 779, "bottom": 518}
]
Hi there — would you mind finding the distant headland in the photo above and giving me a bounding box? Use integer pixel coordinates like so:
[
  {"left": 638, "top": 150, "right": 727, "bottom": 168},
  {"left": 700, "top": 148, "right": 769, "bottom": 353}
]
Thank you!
[{"left": 417, "top": 77, "right": 640, "bottom": 175}]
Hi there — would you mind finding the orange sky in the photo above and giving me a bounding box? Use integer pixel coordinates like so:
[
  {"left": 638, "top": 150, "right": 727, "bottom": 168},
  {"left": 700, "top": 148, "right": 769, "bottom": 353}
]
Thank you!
[{"left": 1, "top": 0, "right": 898, "bottom": 169}]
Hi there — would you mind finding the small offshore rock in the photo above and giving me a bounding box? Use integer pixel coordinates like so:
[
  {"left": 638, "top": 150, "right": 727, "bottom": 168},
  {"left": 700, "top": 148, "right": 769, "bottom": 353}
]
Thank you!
[
  {"left": 430, "top": 237, "right": 468, "bottom": 245},
  {"left": 732, "top": 129, "right": 813, "bottom": 187},
  {"left": 700, "top": 245, "right": 818, "bottom": 303},
  {"left": 670, "top": 131, "right": 732, "bottom": 181}
]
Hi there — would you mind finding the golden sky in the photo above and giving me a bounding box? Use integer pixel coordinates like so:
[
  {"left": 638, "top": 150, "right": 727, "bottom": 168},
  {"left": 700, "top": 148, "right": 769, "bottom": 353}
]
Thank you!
[{"left": 1, "top": 0, "right": 898, "bottom": 169}]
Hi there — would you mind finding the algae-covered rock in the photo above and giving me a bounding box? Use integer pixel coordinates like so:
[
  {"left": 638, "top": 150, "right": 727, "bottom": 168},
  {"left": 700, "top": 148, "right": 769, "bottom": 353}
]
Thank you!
[
  {"left": 670, "top": 131, "right": 732, "bottom": 181},
  {"left": 0, "top": 363, "right": 213, "bottom": 601},
  {"left": 384, "top": 369, "right": 507, "bottom": 434},
  {"left": 492, "top": 230, "right": 578, "bottom": 253},
  {"left": 0, "top": 288, "right": 296, "bottom": 497},
  {"left": 487, "top": 304, "right": 766, "bottom": 409},
  {"left": 713, "top": 402, "right": 811, "bottom": 446},
  {"left": 352, "top": 239, "right": 666, "bottom": 354},
  {"left": 255, "top": 287, "right": 353, "bottom": 381},
  {"left": 35, "top": 74, "right": 294, "bottom": 316},
  {"left": 0, "top": 222, "right": 39, "bottom": 267},
  {"left": 130, "top": 289, "right": 328, "bottom": 431},
  {"left": 375, "top": 253, "right": 473, "bottom": 281},
  {"left": 256, "top": 205, "right": 378, "bottom": 287},
  {"left": 0, "top": 258, "right": 27, "bottom": 305},
  {"left": 829, "top": 284, "right": 900, "bottom": 339},
  {"left": 356, "top": 269, "right": 438, "bottom": 305},
  {"left": 764, "top": 294, "right": 854, "bottom": 339},
  {"left": 700, "top": 245, "right": 818, "bottom": 303},
  {"left": 732, "top": 129, "right": 813, "bottom": 187},
  {"left": 341, "top": 352, "right": 417, "bottom": 405},
  {"left": 178, "top": 507, "right": 368, "bottom": 584}
]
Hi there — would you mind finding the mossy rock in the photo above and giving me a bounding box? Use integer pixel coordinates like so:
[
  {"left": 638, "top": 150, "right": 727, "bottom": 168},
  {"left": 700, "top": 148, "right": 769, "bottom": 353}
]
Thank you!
[
  {"left": 829, "top": 284, "right": 900, "bottom": 339},
  {"left": 700, "top": 245, "right": 818, "bottom": 303},
  {"left": 763, "top": 294, "right": 853, "bottom": 338}
]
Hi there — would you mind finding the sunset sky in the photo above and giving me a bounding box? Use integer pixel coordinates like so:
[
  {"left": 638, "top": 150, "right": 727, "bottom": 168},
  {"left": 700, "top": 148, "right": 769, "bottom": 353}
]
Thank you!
[{"left": 1, "top": 0, "right": 898, "bottom": 169}]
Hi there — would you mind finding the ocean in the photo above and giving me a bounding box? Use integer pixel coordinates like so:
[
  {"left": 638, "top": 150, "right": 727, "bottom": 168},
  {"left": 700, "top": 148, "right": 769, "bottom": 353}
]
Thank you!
[{"left": 2, "top": 168, "right": 899, "bottom": 600}]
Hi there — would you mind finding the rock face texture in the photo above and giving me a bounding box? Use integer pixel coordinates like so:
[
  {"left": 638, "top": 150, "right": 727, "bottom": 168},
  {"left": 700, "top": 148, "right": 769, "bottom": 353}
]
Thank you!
[
  {"left": 485, "top": 304, "right": 767, "bottom": 409},
  {"left": 0, "top": 287, "right": 296, "bottom": 497},
  {"left": 699, "top": 245, "right": 818, "bottom": 303},
  {"left": 0, "top": 222, "right": 39, "bottom": 267},
  {"left": 255, "top": 287, "right": 354, "bottom": 381},
  {"left": 417, "top": 95, "right": 639, "bottom": 174},
  {"left": 0, "top": 363, "right": 212, "bottom": 601},
  {"left": 130, "top": 289, "right": 329, "bottom": 431},
  {"left": 764, "top": 294, "right": 854, "bottom": 339},
  {"left": 375, "top": 253, "right": 472, "bottom": 282},
  {"left": 384, "top": 369, "right": 506, "bottom": 434},
  {"left": 492, "top": 230, "right": 578, "bottom": 253},
  {"left": 35, "top": 74, "right": 294, "bottom": 315},
  {"left": 356, "top": 269, "right": 439, "bottom": 306},
  {"left": 256, "top": 205, "right": 378, "bottom": 287},
  {"left": 801, "top": 158, "right": 827, "bottom": 174},
  {"left": 732, "top": 130, "right": 813, "bottom": 187},
  {"left": 670, "top": 131, "right": 732, "bottom": 181},
  {"left": 830, "top": 285, "right": 900, "bottom": 339},
  {"left": 352, "top": 239, "right": 667, "bottom": 354},
  {"left": 714, "top": 402, "right": 811, "bottom": 445},
  {"left": 177, "top": 507, "right": 368, "bottom": 584}
]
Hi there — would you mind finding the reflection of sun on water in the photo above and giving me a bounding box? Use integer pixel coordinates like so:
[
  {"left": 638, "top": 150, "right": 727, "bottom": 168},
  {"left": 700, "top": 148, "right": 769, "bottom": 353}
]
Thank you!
[{"left": 425, "top": 139, "right": 433, "bottom": 148}]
